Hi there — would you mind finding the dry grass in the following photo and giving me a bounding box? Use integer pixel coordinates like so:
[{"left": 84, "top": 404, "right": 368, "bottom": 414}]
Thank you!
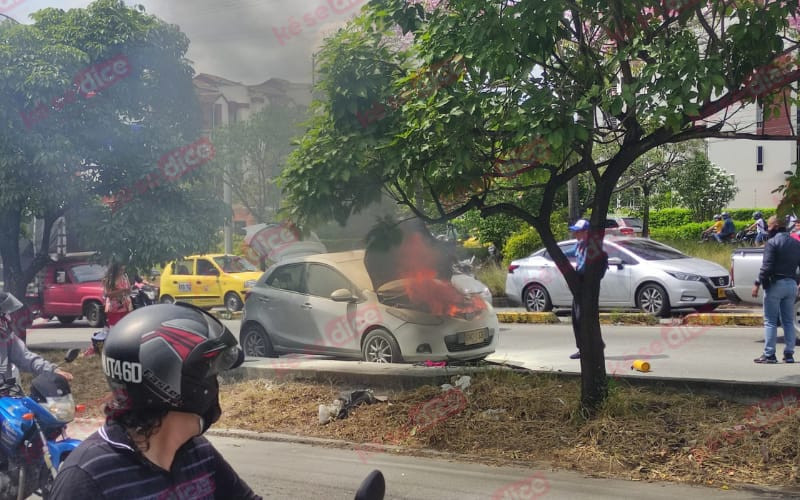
[{"left": 30, "top": 349, "right": 800, "bottom": 490}]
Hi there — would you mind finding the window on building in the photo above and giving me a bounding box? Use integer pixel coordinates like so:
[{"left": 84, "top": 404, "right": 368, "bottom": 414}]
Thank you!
[
  {"left": 756, "top": 145, "right": 764, "bottom": 171},
  {"left": 756, "top": 99, "right": 764, "bottom": 129}
]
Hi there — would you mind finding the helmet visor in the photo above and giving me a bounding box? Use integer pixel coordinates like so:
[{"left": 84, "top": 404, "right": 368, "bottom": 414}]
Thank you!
[{"left": 184, "top": 304, "right": 245, "bottom": 375}]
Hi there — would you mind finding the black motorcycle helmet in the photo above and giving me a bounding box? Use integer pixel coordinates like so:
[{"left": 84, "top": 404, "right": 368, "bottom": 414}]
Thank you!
[
  {"left": 102, "top": 303, "right": 243, "bottom": 430},
  {"left": 753, "top": 211, "right": 762, "bottom": 219}
]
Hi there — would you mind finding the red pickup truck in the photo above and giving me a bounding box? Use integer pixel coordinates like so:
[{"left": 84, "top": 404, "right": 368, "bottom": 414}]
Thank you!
[{"left": 26, "top": 260, "right": 106, "bottom": 327}]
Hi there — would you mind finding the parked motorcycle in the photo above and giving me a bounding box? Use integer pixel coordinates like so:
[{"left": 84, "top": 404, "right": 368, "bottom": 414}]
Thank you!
[
  {"left": 0, "top": 348, "right": 81, "bottom": 499},
  {"left": 130, "top": 283, "right": 157, "bottom": 310}
]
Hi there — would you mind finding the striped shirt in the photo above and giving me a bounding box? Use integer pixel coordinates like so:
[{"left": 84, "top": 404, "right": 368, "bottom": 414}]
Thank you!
[{"left": 49, "top": 423, "right": 260, "bottom": 499}]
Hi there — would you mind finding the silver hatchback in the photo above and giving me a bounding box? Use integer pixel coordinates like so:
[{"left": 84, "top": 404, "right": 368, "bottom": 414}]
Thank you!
[{"left": 505, "top": 237, "right": 730, "bottom": 316}]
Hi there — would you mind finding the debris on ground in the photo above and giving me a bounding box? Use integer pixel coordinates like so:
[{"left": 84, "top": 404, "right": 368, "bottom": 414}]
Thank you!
[
  {"left": 318, "top": 389, "right": 378, "bottom": 424},
  {"left": 440, "top": 375, "right": 471, "bottom": 392}
]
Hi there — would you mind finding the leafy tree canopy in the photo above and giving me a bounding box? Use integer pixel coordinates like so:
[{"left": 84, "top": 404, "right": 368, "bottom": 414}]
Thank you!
[
  {"left": 0, "top": 0, "right": 225, "bottom": 295},
  {"left": 283, "top": 0, "right": 800, "bottom": 411}
]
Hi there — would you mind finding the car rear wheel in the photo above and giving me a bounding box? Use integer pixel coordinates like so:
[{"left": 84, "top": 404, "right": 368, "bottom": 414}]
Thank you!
[
  {"left": 225, "top": 292, "right": 243, "bottom": 312},
  {"left": 637, "top": 283, "right": 670, "bottom": 317},
  {"left": 524, "top": 284, "right": 552, "bottom": 312},
  {"left": 241, "top": 323, "right": 276, "bottom": 358},
  {"left": 362, "top": 329, "right": 403, "bottom": 363},
  {"left": 57, "top": 316, "right": 77, "bottom": 325},
  {"left": 84, "top": 301, "right": 104, "bottom": 328},
  {"left": 160, "top": 295, "right": 175, "bottom": 304}
]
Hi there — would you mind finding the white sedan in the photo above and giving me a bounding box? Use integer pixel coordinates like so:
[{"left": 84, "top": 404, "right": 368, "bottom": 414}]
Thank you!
[{"left": 505, "top": 237, "right": 731, "bottom": 316}]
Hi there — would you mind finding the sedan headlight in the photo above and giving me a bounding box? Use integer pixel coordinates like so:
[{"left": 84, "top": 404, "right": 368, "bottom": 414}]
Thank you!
[
  {"left": 44, "top": 394, "right": 76, "bottom": 423},
  {"left": 245, "top": 280, "right": 257, "bottom": 288},
  {"left": 666, "top": 271, "right": 703, "bottom": 282}
]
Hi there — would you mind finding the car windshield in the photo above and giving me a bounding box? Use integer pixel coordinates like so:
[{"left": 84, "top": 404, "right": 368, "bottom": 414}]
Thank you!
[
  {"left": 71, "top": 264, "right": 107, "bottom": 283},
  {"left": 614, "top": 239, "right": 688, "bottom": 261},
  {"left": 213, "top": 256, "right": 258, "bottom": 273}
]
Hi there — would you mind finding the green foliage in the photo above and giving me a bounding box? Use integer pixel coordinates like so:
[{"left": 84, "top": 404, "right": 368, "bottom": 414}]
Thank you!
[
  {"left": 210, "top": 106, "right": 307, "bottom": 223},
  {"left": 475, "top": 263, "right": 506, "bottom": 296},
  {"left": 646, "top": 209, "right": 693, "bottom": 228},
  {"left": 451, "top": 209, "right": 523, "bottom": 249},
  {"left": 0, "top": 0, "right": 218, "bottom": 293},
  {"left": 503, "top": 213, "right": 570, "bottom": 264},
  {"left": 668, "top": 153, "right": 738, "bottom": 222},
  {"left": 649, "top": 221, "right": 750, "bottom": 241},
  {"left": 727, "top": 208, "right": 776, "bottom": 221}
]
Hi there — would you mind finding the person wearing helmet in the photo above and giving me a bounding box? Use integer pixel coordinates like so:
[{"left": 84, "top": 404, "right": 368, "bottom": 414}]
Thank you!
[
  {"left": 713, "top": 212, "right": 736, "bottom": 243},
  {"left": 701, "top": 214, "right": 723, "bottom": 240},
  {"left": 745, "top": 211, "right": 768, "bottom": 245},
  {"left": 50, "top": 303, "right": 260, "bottom": 500},
  {"left": 0, "top": 292, "right": 72, "bottom": 382}
]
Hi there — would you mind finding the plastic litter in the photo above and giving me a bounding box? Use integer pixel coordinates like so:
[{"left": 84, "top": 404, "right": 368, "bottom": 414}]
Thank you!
[
  {"left": 480, "top": 408, "right": 507, "bottom": 421},
  {"left": 318, "top": 389, "right": 378, "bottom": 425},
  {"left": 441, "top": 375, "right": 471, "bottom": 392}
]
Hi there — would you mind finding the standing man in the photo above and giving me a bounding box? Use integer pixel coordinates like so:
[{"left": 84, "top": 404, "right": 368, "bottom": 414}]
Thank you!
[
  {"left": 568, "top": 219, "right": 607, "bottom": 360},
  {"left": 752, "top": 216, "right": 800, "bottom": 363}
]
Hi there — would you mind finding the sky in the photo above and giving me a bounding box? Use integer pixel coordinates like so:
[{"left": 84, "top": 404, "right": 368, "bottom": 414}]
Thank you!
[{"left": 2, "top": 0, "right": 368, "bottom": 84}]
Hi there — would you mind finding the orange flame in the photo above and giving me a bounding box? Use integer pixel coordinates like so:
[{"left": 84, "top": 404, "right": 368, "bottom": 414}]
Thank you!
[{"left": 396, "top": 234, "right": 487, "bottom": 317}]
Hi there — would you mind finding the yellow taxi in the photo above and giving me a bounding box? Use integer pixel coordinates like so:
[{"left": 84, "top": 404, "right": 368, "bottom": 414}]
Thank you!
[{"left": 158, "top": 254, "right": 263, "bottom": 312}]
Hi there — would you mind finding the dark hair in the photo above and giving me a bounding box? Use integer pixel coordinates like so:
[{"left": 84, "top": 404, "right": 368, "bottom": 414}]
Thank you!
[
  {"left": 104, "top": 391, "right": 168, "bottom": 452},
  {"left": 103, "top": 260, "right": 124, "bottom": 290}
]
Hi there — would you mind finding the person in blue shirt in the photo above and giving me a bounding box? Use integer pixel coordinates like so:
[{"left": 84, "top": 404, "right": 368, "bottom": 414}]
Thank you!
[
  {"left": 567, "top": 219, "right": 607, "bottom": 360},
  {"left": 713, "top": 212, "right": 736, "bottom": 243}
]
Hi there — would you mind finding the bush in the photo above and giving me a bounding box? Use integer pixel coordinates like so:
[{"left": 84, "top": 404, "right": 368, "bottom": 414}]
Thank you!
[
  {"left": 726, "top": 208, "right": 776, "bottom": 221},
  {"left": 649, "top": 221, "right": 750, "bottom": 241},
  {"left": 647, "top": 209, "right": 692, "bottom": 228},
  {"left": 502, "top": 214, "right": 569, "bottom": 264}
]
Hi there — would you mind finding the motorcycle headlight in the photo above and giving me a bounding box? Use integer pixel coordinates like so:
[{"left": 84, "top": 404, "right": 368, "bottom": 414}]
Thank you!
[
  {"left": 666, "top": 271, "right": 703, "bottom": 282},
  {"left": 245, "top": 280, "right": 257, "bottom": 288},
  {"left": 45, "top": 394, "right": 76, "bottom": 423}
]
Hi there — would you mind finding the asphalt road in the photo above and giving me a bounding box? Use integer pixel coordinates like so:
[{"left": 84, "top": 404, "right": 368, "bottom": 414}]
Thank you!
[
  {"left": 210, "top": 436, "right": 781, "bottom": 499},
  {"left": 24, "top": 317, "right": 797, "bottom": 385}
]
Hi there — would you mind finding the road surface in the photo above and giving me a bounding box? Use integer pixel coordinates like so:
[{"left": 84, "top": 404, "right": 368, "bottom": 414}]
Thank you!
[{"left": 24, "top": 318, "right": 797, "bottom": 385}]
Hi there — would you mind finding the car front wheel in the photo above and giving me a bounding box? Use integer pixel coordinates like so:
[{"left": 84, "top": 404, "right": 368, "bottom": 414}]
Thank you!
[
  {"left": 160, "top": 295, "right": 175, "bottom": 304},
  {"left": 637, "top": 283, "right": 670, "bottom": 317},
  {"left": 241, "top": 323, "right": 276, "bottom": 358},
  {"left": 362, "top": 329, "right": 403, "bottom": 363},
  {"left": 225, "top": 292, "right": 243, "bottom": 312},
  {"left": 84, "top": 301, "right": 104, "bottom": 328},
  {"left": 524, "top": 284, "right": 552, "bottom": 312}
]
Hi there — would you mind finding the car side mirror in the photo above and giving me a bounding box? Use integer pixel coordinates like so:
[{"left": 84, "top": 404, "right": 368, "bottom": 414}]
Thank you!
[
  {"left": 607, "top": 257, "right": 623, "bottom": 269},
  {"left": 330, "top": 289, "right": 357, "bottom": 302}
]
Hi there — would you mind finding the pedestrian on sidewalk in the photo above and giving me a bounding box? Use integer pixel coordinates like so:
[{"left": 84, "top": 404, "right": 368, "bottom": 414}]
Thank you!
[
  {"left": 752, "top": 216, "right": 800, "bottom": 363},
  {"left": 568, "top": 219, "right": 607, "bottom": 360},
  {"left": 103, "top": 259, "right": 133, "bottom": 328}
]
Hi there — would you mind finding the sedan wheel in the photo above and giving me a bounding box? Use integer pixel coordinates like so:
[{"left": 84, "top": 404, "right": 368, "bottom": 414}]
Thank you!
[
  {"left": 524, "top": 284, "right": 552, "bottom": 312},
  {"left": 637, "top": 283, "right": 670, "bottom": 317},
  {"left": 241, "top": 323, "right": 275, "bottom": 358},
  {"left": 225, "top": 292, "right": 243, "bottom": 312},
  {"left": 160, "top": 295, "right": 175, "bottom": 305},
  {"left": 362, "top": 329, "right": 403, "bottom": 363}
]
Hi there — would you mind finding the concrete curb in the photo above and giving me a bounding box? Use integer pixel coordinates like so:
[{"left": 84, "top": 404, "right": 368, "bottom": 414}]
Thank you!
[
  {"left": 682, "top": 313, "right": 763, "bottom": 327},
  {"left": 495, "top": 311, "right": 761, "bottom": 326},
  {"left": 226, "top": 359, "right": 798, "bottom": 405}
]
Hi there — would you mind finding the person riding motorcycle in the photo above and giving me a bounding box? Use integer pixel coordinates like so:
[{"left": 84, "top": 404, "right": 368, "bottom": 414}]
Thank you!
[
  {"left": 702, "top": 214, "right": 723, "bottom": 239},
  {"left": 714, "top": 212, "right": 736, "bottom": 243},
  {"left": 50, "top": 303, "right": 260, "bottom": 499},
  {"left": 0, "top": 292, "right": 72, "bottom": 382},
  {"left": 745, "top": 211, "right": 768, "bottom": 245}
]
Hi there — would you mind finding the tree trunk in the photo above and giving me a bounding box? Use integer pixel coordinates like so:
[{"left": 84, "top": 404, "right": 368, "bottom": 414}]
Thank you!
[
  {"left": 568, "top": 177, "right": 580, "bottom": 223},
  {"left": 642, "top": 183, "right": 651, "bottom": 238},
  {"left": 576, "top": 227, "right": 609, "bottom": 414},
  {"left": 0, "top": 208, "right": 26, "bottom": 298}
]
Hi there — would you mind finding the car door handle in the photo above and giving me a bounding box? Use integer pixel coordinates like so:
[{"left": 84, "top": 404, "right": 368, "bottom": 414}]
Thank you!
[
  {"left": 300, "top": 303, "right": 312, "bottom": 310},
  {"left": 196, "top": 281, "right": 202, "bottom": 285}
]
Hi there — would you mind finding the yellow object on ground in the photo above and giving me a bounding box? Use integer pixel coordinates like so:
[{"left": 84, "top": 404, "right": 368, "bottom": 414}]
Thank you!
[{"left": 631, "top": 360, "right": 651, "bottom": 372}]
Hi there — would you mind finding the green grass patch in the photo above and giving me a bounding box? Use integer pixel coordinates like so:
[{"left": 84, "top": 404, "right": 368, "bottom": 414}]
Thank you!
[
  {"left": 476, "top": 263, "right": 507, "bottom": 297},
  {"left": 659, "top": 239, "right": 735, "bottom": 270}
]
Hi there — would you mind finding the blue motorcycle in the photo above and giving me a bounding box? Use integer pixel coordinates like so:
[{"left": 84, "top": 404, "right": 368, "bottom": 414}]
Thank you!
[{"left": 0, "top": 349, "right": 81, "bottom": 499}]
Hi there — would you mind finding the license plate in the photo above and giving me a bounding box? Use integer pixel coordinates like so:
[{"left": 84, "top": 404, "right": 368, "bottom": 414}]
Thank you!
[
  {"left": 464, "top": 329, "right": 486, "bottom": 345},
  {"left": 717, "top": 288, "right": 726, "bottom": 299},
  {"left": 178, "top": 283, "right": 192, "bottom": 292}
]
